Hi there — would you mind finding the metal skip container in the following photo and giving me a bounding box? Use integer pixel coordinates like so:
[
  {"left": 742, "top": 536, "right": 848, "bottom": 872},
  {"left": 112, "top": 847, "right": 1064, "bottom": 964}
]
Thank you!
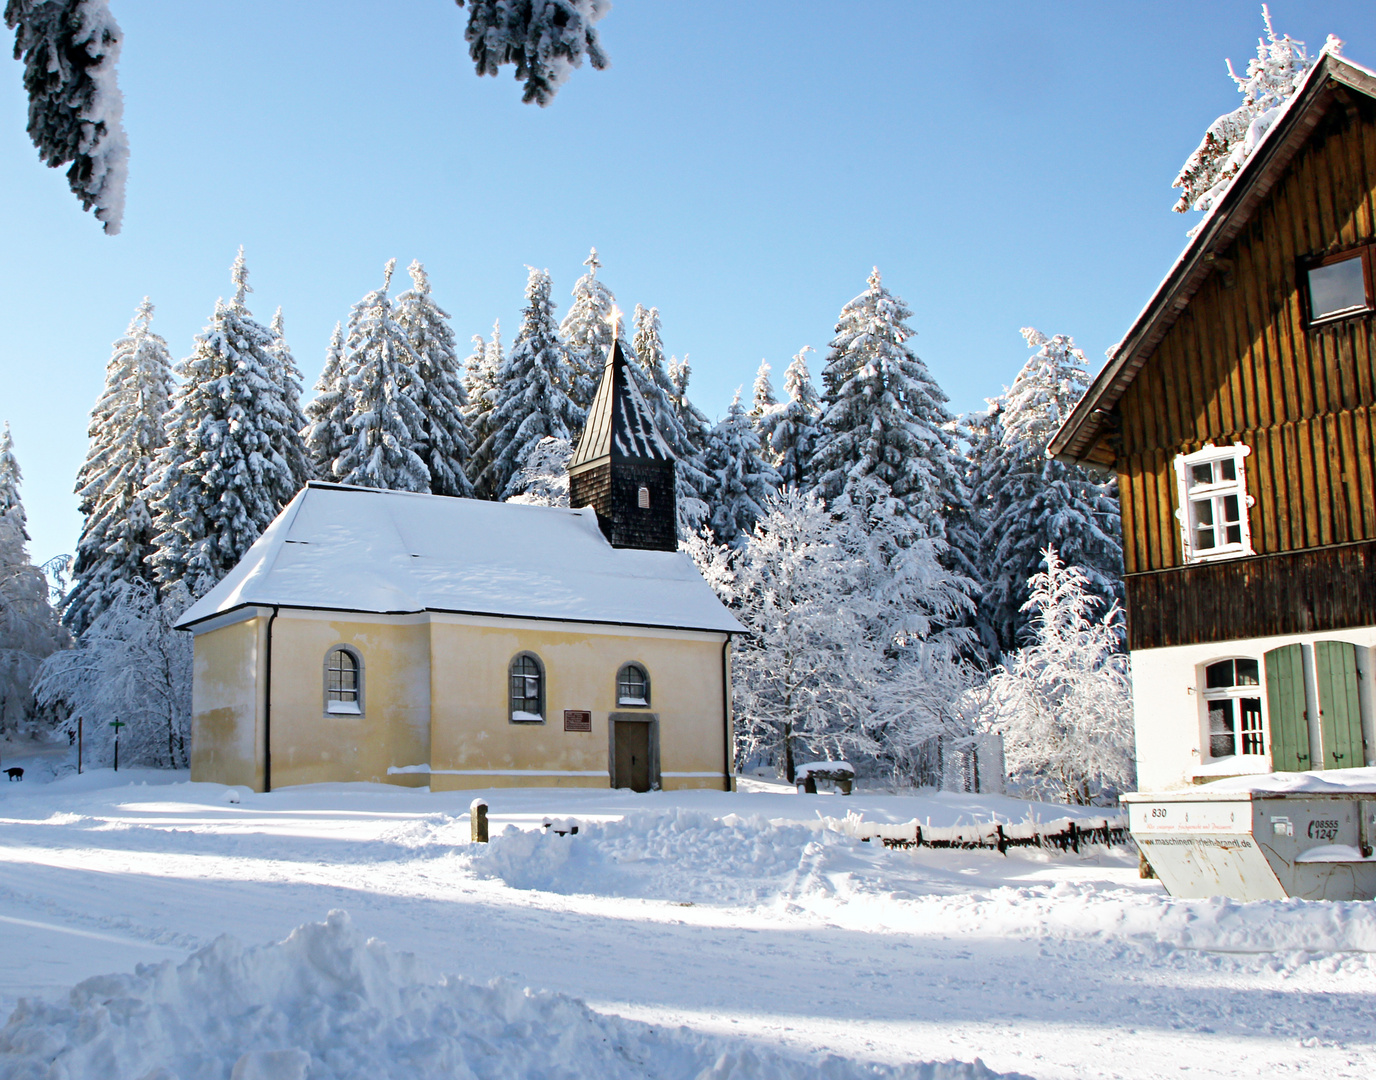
[{"left": 1124, "top": 773, "right": 1376, "bottom": 901}]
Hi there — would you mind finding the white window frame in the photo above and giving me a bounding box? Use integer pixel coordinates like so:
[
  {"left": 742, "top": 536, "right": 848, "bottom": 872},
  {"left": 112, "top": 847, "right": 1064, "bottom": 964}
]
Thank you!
[
  {"left": 1173, "top": 442, "right": 1255, "bottom": 563},
  {"left": 1200, "top": 657, "right": 1266, "bottom": 762}
]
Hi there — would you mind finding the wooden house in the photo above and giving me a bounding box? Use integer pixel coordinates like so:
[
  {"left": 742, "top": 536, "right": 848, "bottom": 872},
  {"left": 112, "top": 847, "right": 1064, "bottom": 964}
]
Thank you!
[
  {"left": 1049, "top": 50, "right": 1376, "bottom": 790},
  {"left": 175, "top": 339, "right": 741, "bottom": 793}
]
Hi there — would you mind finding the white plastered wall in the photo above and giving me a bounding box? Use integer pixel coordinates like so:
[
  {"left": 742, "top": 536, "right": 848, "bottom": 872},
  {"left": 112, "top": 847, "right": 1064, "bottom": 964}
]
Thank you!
[{"left": 1131, "top": 626, "right": 1376, "bottom": 792}]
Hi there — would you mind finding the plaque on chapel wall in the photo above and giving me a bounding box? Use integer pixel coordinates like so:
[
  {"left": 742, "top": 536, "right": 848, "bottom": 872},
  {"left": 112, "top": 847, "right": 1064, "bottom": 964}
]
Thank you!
[{"left": 563, "top": 710, "right": 592, "bottom": 732}]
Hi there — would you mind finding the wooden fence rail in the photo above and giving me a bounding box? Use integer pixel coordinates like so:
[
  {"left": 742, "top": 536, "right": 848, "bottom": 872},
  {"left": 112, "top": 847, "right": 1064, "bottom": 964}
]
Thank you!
[{"left": 857, "top": 816, "right": 1129, "bottom": 855}]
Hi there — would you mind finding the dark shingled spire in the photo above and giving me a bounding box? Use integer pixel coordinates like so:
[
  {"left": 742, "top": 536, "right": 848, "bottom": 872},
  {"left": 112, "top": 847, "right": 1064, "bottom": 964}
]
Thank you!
[{"left": 569, "top": 338, "right": 677, "bottom": 550}]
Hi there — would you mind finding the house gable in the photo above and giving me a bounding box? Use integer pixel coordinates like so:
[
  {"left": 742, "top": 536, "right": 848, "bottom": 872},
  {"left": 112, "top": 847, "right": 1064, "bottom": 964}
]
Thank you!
[{"left": 1117, "top": 88, "right": 1376, "bottom": 578}]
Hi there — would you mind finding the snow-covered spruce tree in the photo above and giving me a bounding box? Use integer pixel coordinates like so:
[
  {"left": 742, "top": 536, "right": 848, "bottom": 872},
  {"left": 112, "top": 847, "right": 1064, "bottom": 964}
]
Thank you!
[
  {"left": 336, "top": 260, "right": 432, "bottom": 493},
  {"left": 302, "top": 323, "right": 352, "bottom": 480},
  {"left": 5, "top": 0, "right": 127, "bottom": 233},
  {"left": 479, "top": 267, "right": 584, "bottom": 500},
  {"left": 0, "top": 425, "right": 69, "bottom": 735},
  {"left": 702, "top": 390, "right": 780, "bottom": 548},
  {"left": 757, "top": 346, "right": 822, "bottom": 491},
  {"left": 35, "top": 579, "right": 191, "bottom": 769},
  {"left": 979, "top": 547, "right": 1134, "bottom": 805},
  {"left": 978, "top": 328, "right": 1122, "bottom": 654},
  {"left": 749, "top": 359, "right": 776, "bottom": 420},
  {"left": 506, "top": 435, "right": 572, "bottom": 506},
  {"left": 811, "top": 268, "right": 963, "bottom": 543},
  {"left": 631, "top": 303, "right": 711, "bottom": 533},
  {"left": 64, "top": 298, "right": 175, "bottom": 635},
  {"left": 456, "top": 0, "right": 610, "bottom": 106},
  {"left": 464, "top": 322, "right": 504, "bottom": 499},
  {"left": 732, "top": 489, "right": 878, "bottom": 782},
  {"left": 146, "top": 252, "right": 302, "bottom": 597},
  {"left": 266, "top": 307, "right": 314, "bottom": 493},
  {"left": 1173, "top": 9, "right": 1333, "bottom": 222},
  {"left": 836, "top": 475, "right": 975, "bottom": 673},
  {"left": 667, "top": 354, "right": 712, "bottom": 459},
  {"left": 945, "top": 404, "right": 1002, "bottom": 657},
  {"left": 0, "top": 421, "right": 26, "bottom": 539},
  {"left": 394, "top": 260, "right": 474, "bottom": 498},
  {"left": 560, "top": 248, "right": 617, "bottom": 411}
]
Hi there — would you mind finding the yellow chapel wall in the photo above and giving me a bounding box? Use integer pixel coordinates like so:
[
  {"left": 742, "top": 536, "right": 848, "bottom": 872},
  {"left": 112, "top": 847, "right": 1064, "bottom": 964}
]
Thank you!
[
  {"left": 264, "top": 611, "right": 431, "bottom": 789},
  {"left": 189, "top": 612, "right": 265, "bottom": 789},
  {"left": 190, "top": 609, "right": 732, "bottom": 793},
  {"left": 426, "top": 614, "right": 731, "bottom": 792}
]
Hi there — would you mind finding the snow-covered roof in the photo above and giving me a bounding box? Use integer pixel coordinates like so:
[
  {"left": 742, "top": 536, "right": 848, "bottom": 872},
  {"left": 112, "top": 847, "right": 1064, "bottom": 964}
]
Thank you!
[
  {"left": 175, "top": 483, "right": 742, "bottom": 634},
  {"left": 569, "top": 338, "right": 673, "bottom": 471},
  {"left": 1050, "top": 50, "right": 1376, "bottom": 467}
]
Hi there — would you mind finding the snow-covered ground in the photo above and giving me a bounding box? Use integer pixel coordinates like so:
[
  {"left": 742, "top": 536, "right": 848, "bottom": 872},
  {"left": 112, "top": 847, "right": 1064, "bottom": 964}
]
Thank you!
[{"left": 0, "top": 763, "right": 1373, "bottom": 1079}]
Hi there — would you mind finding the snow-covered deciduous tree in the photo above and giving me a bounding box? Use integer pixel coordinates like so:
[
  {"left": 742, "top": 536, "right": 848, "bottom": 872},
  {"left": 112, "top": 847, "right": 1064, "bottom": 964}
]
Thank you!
[
  {"left": 702, "top": 390, "right": 780, "bottom": 547},
  {"left": 464, "top": 322, "right": 504, "bottom": 499},
  {"left": 1172, "top": 8, "right": 1335, "bottom": 221},
  {"left": 303, "top": 323, "right": 352, "bottom": 480},
  {"left": 506, "top": 435, "right": 571, "bottom": 506},
  {"left": 0, "top": 426, "right": 69, "bottom": 735},
  {"left": 34, "top": 579, "right": 191, "bottom": 769},
  {"left": 336, "top": 260, "right": 432, "bottom": 493},
  {"left": 560, "top": 248, "right": 617, "bottom": 411},
  {"left": 5, "top": 0, "right": 128, "bottom": 233},
  {"left": 480, "top": 267, "right": 583, "bottom": 500},
  {"left": 980, "top": 547, "right": 1135, "bottom": 805},
  {"left": 456, "top": 0, "right": 610, "bottom": 106},
  {"left": 732, "top": 490, "right": 878, "bottom": 781},
  {"left": 146, "top": 251, "right": 303, "bottom": 597},
  {"left": 64, "top": 298, "right": 175, "bottom": 635},
  {"left": 757, "top": 346, "right": 822, "bottom": 491},
  {"left": 394, "top": 260, "right": 474, "bottom": 498},
  {"left": 977, "top": 328, "right": 1122, "bottom": 654},
  {"left": 811, "top": 268, "right": 962, "bottom": 543},
  {"left": 631, "top": 303, "right": 711, "bottom": 533},
  {"left": 266, "top": 307, "right": 314, "bottom": 493}
]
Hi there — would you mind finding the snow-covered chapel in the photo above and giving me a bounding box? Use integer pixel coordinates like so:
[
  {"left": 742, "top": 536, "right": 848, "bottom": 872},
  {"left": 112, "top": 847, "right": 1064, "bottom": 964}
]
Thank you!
[{"left": 176, "top": 339, "right": 741, "bottom": 793}]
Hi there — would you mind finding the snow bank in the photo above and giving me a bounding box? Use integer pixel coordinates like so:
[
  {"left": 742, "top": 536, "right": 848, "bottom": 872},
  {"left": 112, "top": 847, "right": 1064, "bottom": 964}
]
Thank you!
[
  {"left": 1205, "top": 766, "right": 1376, "bottom": 795},
  {"left": 473, "top": 809, "right": 843, "bottom": 902},
  {"left": 0, "top": 911, "right": 1017, "bottom": 1080}
]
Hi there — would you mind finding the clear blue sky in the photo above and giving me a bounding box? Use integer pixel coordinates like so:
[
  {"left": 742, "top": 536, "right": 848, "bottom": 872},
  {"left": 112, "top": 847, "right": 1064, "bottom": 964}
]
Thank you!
[{"left": 0, "top": 1, "right": 1368, "bottom": 568}]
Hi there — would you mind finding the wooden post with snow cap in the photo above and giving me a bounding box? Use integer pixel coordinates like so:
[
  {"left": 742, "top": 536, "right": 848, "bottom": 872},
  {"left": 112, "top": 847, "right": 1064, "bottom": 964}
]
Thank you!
[{"left": 470, "top": 798, "right": 488, "bottom": 844}]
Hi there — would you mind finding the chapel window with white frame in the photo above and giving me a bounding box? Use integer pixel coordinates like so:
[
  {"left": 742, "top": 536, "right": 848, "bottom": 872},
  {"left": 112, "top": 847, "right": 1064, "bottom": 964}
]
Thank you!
[{"left": 1174, "top": 442, "right": 1254, "bottom": 563}]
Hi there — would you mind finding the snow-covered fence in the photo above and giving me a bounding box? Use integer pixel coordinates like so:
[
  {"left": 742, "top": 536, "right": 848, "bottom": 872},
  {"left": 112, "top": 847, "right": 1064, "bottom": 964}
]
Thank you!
[{"left": 852, "top": 815, "right": 1128, "bottom": 855}]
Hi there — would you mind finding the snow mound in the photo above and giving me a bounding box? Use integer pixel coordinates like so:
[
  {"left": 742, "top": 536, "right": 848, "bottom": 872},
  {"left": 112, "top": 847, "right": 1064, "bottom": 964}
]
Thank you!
[
  {"left": 0, "top": 911, "right": 1018, "bottom": 1080},
  {"left": 1205, "top": 765, "right": 1376, "bottom": 794},
  {"left": 473, "top": 809, "right": 855, "bottom": 901}
]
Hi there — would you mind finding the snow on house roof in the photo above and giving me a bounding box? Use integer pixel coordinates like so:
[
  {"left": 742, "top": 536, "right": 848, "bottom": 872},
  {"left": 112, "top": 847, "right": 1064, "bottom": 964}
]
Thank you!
[
  {"left": 175, "top": 482, "right": 742, "bottom": 634},
  {"left": 1049, "top": 49, "right": 1376, "bottom": 467},
  {"left": 569, "top": 337, "right": 673, "bottom": 471}
]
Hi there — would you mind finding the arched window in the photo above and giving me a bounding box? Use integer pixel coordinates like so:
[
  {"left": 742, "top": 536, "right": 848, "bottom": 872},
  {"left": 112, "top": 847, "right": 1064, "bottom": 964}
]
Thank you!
[
  {"left": 1202, "top": 658, "right": 1263, "bottom": 759},
  {"left": 510, "top": 653, "right": 545, "bottom": 723},
  {"left": 637, "top": 485, "right": 651, "bottom": 509},
  {"left": 325, "top": 646, "right": 363, "bottom": 715},
  {"left": 617, "top": 662, "right": 650, "bottom": 707}
]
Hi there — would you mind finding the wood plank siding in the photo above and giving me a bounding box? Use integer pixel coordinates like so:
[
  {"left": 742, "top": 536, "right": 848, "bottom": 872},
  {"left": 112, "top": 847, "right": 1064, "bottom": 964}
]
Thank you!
[
  {"left": 1126, "top": 538, "right": 1376, "bottom": 649},
  {"left": 1117, "top": 94, "right": 1376, "bottom": 576}
]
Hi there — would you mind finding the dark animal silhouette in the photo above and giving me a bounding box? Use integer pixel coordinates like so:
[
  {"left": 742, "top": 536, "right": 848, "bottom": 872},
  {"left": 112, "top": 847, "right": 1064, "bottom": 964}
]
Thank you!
[{"left": 4, "top": 767, "right": 22, "bottom": 781}]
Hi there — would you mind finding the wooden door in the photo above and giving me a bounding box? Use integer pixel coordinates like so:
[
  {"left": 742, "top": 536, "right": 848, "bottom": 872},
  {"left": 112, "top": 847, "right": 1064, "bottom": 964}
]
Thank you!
[
  {"left": 614, "top": 721, "right": 650, "bottom": 792},
  {"left": 1264, "top": 644, "right": 1311, "bottom": 771},
  {"left": 1315, "top": 640, "right": 1367, "bottom": 770}
]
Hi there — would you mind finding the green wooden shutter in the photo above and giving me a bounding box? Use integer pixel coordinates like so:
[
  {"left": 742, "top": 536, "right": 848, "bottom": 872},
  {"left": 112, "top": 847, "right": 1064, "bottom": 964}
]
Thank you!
[
  {"left": 1315, "top": 640, "right": 1367, "bottom": 770},
  {"left": 1264, "top": 644, "right": 1310, "bottom": 772}
]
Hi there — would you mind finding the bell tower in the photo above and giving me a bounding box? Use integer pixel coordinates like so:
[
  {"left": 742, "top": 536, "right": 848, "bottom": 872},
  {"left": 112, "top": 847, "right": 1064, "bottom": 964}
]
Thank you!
[{"left": 568, "top": 337, "right": 677, "bottom": 551}]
